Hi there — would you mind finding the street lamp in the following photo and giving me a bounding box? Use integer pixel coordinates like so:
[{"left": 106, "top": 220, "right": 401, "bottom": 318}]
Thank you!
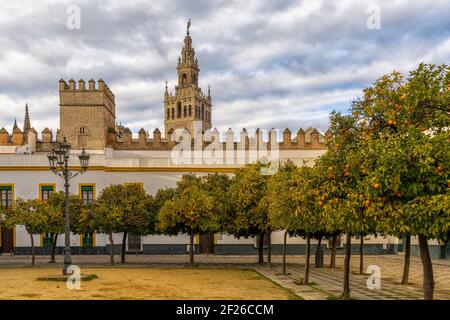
[{"left": 47, "top": 137, "right": 90, "bottom": 275}]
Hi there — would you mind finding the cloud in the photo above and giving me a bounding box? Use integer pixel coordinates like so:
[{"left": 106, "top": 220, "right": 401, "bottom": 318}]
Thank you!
[{"left": 0, "top": 0, "right": 449, "bottom": 135}]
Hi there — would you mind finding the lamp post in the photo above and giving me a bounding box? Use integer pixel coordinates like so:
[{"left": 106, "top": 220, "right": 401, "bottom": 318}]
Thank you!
[{"left": 47, "top": 137, "right": 90, "bottom": 275}]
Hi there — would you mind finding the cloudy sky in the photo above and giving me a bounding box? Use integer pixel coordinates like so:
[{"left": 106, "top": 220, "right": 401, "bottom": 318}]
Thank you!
[{"left": 0, "top": 0, "right": 449, "bottom": 136}]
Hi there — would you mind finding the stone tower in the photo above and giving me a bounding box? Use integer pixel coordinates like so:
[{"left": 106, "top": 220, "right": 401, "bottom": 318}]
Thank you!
[
  {"left": 164, "top": 20, "right": 212, "bottom": 138},
  {"left": 59, "top": 79, "right": 116, "bottom": 150}
]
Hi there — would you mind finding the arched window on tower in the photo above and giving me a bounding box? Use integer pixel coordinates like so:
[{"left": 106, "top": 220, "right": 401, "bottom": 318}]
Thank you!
[
  {"left": 171, "top": 108, "right": 175, "bottom": 119},
  {"left": 188, "top": 105, "right": 192, "bottom": 117},
  {"left": 183, "top": 105, "right": 187, "bottom": 118},
  {"left": 182, "top": 73, "right": 187, "bottom": 85},
  {"left": 201, "top": 105, "right": 204, "bottom": 121},
  {"left": 166, "top": 109, "right": 170, "bottom": 120},
  {"left": 192, "top": 74, "right": 197, "bottom": 86},
  {"left": 177, "top": 102, "right": 182, "bottom": 118}
]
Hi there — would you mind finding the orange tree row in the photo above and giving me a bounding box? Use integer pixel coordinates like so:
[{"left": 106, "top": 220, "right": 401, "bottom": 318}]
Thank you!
[{"left": 313, "top": 63, "right": 449, "bottom": 299}]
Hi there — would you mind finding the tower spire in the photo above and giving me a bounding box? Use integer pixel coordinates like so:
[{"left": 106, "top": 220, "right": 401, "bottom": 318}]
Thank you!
[
  {"left": 177, "top": 19, "right": 199, "bottom": 87},
  {"left": 13, "top": 118, "right": 18, "bottom": 129},
  {"left": 23, "top": 103, "right": 31, "bottom": 134}
]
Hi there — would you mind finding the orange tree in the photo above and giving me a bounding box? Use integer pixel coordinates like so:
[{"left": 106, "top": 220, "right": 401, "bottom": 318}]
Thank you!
[
  {"left": 290, "top": 164, "right": 328, "bottom": 284},
  {"left": 8, "top": 199, "right": 49, "bottom": 266},
  {"left": 201, "top": 173, "right": 232, "bottom": 236},
  {"left": 266, "top": 160, "right": 300, "bottom": 274},
  {"left": 45, "top": 192, "right": 71, "bottom": 263},
  {"left": 157, "top": 185, "right": 216, "bottom": 265},
  {"left": 317, "top": 111, "right": 377, "bottom": 299},
  {"left": 351, "top": 63, "right": 450, "bottom": 299},
  {"left": 88, "top": 184, "right": 155, "bottom": 265},
  {"left": 227, "top": 163, "right": 270, "bottom": 264},
  {"left": 157, "top": 174, "right": 218, "bottom": 265},
  {"left": 118, "top": 183, "right": 155, "bottom": 263},
  {"left": 90, "top": 185, "right": 123, "bottom": 265},
  {"left": 152, "top": 187, "right": 177, "bottom": 235}
]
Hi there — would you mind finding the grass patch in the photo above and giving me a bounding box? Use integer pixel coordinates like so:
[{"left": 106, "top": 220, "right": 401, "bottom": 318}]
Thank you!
[
  {"left": 36, "top": 274, "right": 98, "bottom": 282},
  {"left": 1, "top": 268, "right": 295, "bottom": 300}
]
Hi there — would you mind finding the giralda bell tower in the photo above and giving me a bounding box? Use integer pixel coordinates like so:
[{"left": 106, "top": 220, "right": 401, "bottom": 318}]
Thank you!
[{"left": 164, "top": 19, "right": 212, "bottom": 138}]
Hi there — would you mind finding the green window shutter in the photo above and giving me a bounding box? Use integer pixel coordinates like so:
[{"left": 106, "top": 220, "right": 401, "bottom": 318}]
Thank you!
[
  {"left": 41, "top": 185, "right": 54, "bottom": 192},
  {"left": 0, "top": 185, "right": 13, "bottom": 207},
  {"left": 83, "top": 232, "right": 93, "bottom": 247},
  {"left": 81, "top": 186, "right": 93, "bottom": 192}
]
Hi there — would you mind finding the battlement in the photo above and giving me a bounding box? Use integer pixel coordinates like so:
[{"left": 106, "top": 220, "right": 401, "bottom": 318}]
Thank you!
[
  {"left": 107, "top": 126, "right": 327, "bottom": 151},
  {"left": 59, "top": 79, "right": 115, "bottom": 105},
  {"left": 0, "top": 123, "right": 327, "bottom": 153}
]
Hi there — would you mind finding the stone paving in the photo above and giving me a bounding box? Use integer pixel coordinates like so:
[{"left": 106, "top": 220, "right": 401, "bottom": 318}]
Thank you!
[
  {"left": 0, "top": 253, "right": 449, "bottom": 300},
  {"left": 257, "top": 255, "right": 450, "bottom": 300}
]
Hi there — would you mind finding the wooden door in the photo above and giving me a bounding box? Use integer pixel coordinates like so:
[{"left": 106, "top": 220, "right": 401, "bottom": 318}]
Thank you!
[
  {"left": 0, "top": 228, "right": 14, "bottom": 254},
  {"left": 199, "top": 233, "right": 214, "bottom": 254}
]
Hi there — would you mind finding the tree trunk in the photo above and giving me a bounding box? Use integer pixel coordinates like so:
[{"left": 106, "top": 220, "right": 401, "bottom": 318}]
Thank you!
[
  {"left": 30, "top": 233, "right": 35, "bottom": 267},
  {"left": 342, "top": 233, "right": 352, "bottom": 299},
  {"left": 108, "top": 230, "right": 115, "bottom": 266},
  {"left": 121, "top": 231, "right": 127, "bottom": 263},
  {"left": 418, "top": 234, "right": 434, "bottom": 300},
  {"left": 401, "top": 235, "right": 411, "bottom": 285},
  {"left": 189, "top": 230, "right": 195, "bottom": 265},
  {"left": 315, "top": 237, "right": 323, "bottom": 268},
  {"left": 258, "top": 232, "right": 265, "bottom": 264},
  {"left": 267, "top": 231, "right": 272, "bottom": 265},
  {"left": 304, "top": 233, "right": 311, "bottom": 285},
  {"left": 282, "top": 230, "right": 287, "bottom": 275},
  {"left": 49, "top": 233, "right": 58, "bottom": 263},
  {"left": 359, "top": 236, "right": 364, "bottom": 275},
  {"left": 330, "top": 233, "right": 337, "bottom": 268}
]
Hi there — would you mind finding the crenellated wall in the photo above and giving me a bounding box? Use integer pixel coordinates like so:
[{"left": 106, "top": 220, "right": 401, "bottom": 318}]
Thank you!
[
  {"left": 0, "top": 125, "right": 327, "bottom": 152},
  {"left": 106, "top": 126, "right": 327, "bottom": 151}
]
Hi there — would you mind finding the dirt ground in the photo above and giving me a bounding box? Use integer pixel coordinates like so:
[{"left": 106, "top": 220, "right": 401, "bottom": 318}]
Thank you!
[{"left": 0, "top": 267, "right": 298, "bottom": 300}]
